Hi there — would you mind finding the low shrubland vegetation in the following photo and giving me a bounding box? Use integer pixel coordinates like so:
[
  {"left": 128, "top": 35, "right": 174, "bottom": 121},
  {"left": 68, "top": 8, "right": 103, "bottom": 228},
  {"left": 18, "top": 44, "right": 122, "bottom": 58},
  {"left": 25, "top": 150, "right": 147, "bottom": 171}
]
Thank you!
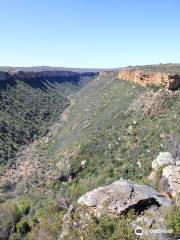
[
  {"left": 0, "top": 196, "right": 65, "bottom": 240},
  {"left": 0, "top": 68, "right": 179, "bottom": 239},
  {"left": 0, "top": 196, "right": 135, "bottom": 240},
  {"left": 64, "top": 206, "right": 136, "bottom": 240},
  {"left": 128, "top": 63, "right": 180, "bottom": 74},
  {"left": 0, "top": 79, "right": 69, "bottom": 171},
  {"left": 41, "top": 73, "right": 179, "bottom": 201},
  {"left": 165, "top": 204, "right": 180, "bottom": 234},
  {"left": 0, "top": 74, "right": 96, "bottom": 173}
]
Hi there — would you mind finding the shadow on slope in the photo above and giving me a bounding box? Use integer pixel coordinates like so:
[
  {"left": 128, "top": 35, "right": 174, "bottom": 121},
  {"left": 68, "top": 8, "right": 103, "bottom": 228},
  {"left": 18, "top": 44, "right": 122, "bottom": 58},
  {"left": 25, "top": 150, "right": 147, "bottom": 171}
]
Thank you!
[{"left": 0, "top": 71, "right": 98, "bottom": 91}]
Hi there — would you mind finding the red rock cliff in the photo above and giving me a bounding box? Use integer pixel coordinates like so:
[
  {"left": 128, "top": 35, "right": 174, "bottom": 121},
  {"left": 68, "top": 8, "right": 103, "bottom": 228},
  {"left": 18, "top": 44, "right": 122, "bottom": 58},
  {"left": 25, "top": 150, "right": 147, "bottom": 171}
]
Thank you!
[{"left": 118, "top": 69, "right": 180, "bottom": 90}]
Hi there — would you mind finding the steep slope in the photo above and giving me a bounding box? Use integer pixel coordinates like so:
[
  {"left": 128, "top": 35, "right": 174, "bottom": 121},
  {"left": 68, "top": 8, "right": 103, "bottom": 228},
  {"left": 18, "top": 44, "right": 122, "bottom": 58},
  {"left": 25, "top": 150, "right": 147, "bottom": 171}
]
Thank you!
[
  {"left": 0, "top": 71, "right": 97, "bottom": 173},
  {"left": 41, "top": 72, "right": 179, "bottom": 198}
]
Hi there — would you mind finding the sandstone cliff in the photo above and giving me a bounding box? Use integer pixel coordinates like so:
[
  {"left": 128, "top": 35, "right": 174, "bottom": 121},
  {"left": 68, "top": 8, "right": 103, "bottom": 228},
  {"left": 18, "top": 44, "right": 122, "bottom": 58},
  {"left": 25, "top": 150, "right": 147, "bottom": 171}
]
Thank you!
[
  {"left": 0, "top": 70, "right": 98, "bottom": 90},
  {"left": 118, "top": 68, "right": 180, "bottom": 90},
  {"left": 0, "top": 70, "right": 97, "bottom": 82}
]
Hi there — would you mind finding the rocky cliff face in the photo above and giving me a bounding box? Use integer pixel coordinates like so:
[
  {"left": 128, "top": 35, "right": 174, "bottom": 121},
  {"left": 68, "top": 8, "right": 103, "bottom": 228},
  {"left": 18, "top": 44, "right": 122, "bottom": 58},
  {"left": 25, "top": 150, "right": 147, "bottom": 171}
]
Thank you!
[
  {"left": 118, "top": 69, "right": 180, "bottom": 90},
  {"left": 0, "top": 70, "right": 97, "bottom": 86}
]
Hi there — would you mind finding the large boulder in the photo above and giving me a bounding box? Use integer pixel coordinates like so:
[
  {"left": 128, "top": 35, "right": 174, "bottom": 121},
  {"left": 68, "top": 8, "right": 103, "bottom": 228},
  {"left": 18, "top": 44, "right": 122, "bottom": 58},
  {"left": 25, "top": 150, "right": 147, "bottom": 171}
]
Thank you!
[
  {"left": 151, "top": 152, "right": 175, "bottom": 171},
  {"left": 78, "top": 179, "right": 171, "bottom": 217}
]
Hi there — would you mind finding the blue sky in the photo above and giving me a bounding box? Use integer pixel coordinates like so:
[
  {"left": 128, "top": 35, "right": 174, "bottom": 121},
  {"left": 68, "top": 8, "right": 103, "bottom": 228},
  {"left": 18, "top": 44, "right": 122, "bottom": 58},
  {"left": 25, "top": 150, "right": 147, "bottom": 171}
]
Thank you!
[{"left": 0, "top": 0, "right": 180, "bottom": 68}]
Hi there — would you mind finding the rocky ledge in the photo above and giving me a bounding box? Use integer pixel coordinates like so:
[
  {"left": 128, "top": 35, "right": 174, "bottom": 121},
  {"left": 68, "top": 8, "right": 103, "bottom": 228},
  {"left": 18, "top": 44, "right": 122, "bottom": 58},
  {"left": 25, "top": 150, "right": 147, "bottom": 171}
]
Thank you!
[
  {"left": 78, "top": 179, "right": 171, "bottom": 217},
  {"left": 118, "top": 69, "right": 180, "bottom": 90}
]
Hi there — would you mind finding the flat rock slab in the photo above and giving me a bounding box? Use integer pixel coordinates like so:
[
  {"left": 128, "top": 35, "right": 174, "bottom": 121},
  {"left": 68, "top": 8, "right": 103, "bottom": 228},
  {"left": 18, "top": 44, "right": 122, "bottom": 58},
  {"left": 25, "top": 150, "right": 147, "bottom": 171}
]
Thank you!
[{"left": 78, "top": 179, "right": 171, "bottom": 217}]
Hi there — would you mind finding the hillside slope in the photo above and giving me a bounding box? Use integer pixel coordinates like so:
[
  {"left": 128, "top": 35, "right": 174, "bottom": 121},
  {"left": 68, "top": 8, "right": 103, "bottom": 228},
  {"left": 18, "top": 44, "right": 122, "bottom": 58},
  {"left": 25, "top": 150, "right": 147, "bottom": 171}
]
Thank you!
[
  {"left": 0, "top": 71, "right": 97, "bottom": 173},
  {"left": 0, "top": 66, "right": 179, "bottom": 240},
  {"left": 42, "top": 72, "right": 179, "bottom": 197}
]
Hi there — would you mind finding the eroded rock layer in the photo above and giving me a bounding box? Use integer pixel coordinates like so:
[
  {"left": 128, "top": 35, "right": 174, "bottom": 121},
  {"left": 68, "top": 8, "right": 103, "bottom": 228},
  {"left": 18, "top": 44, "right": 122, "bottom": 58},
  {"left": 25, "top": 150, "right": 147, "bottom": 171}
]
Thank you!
[
  {"left": 0, "top": 70, "right": 97, "bottom": 84},
  {"left": 118, "top": 69, "right": 180, "bottom": 90}
]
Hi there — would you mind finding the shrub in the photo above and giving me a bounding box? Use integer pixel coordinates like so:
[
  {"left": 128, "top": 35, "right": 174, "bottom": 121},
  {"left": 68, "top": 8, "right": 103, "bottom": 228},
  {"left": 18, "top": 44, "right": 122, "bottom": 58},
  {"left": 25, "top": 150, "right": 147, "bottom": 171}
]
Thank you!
[
  {"left": 27, "top": 200, "right": 64, "bottom": 240},
  {"left": 165, "top": 205, "right": 180, "bottom": 234},
  {"left": 18, "top": 197, "right": 31, "bottom": 215},
  {"left": 16, "top": 218, "right": 31, "bottom": 236},
  {"left": 0, "top": 202, "right": 21, "bottom": 240}
]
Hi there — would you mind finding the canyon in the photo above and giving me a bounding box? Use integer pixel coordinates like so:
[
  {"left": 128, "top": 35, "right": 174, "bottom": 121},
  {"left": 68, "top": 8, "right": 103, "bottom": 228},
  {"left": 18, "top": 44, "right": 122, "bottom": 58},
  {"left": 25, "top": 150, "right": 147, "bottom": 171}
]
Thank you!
[{"left": 0, "top": 64, "right": 179, "bottom": 240}]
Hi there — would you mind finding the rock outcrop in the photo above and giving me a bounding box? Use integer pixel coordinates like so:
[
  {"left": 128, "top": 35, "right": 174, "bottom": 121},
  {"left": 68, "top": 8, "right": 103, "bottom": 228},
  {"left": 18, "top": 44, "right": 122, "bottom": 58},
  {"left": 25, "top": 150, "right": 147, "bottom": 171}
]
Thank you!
[
  {"left": 60, "top": 179, "right": 172, "bottom": 240},
  {"left": 151, "top": 152, "right": 176, "bottom": 171},
  {"left": 162, "top": 165, "right": 180, "bottom": 197},
  {"left": 149, "top": 152, "right": 180, "bottom": 197},
  {"left": 78, "top": 179, "right": 171, "bottom": 217},
  {"left": 118, "top": 68, "right": 180, "bottom": 90}
]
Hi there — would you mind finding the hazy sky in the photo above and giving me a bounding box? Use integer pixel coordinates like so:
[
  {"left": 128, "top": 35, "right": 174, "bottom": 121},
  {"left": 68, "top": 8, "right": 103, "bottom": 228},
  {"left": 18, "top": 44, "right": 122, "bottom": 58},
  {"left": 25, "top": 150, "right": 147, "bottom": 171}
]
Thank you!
[{"left": 0, "top": 0, "right": 180, "bottom": 68}]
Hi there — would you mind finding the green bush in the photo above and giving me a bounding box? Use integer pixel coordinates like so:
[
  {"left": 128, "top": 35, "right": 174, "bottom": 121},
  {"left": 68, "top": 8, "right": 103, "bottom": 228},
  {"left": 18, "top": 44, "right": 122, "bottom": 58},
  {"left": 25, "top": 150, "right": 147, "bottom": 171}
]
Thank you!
[
  {"left": 0, "top": 202, "right": 21, "bottom": 240},
  {"left": 16, "top": 218, "right": 31, "bottom": 236},
  {"left": 0, "top": 197, "right": 65, "bottom": 240},
  {"left": 18, "top": 197, "right": 31, "bottom": 215},
  {"left": 27, "top": 200, "right": 64, "bottom": 240},
  {"left": 165, "top": 205, "right": 180, "bottom": 234}
]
